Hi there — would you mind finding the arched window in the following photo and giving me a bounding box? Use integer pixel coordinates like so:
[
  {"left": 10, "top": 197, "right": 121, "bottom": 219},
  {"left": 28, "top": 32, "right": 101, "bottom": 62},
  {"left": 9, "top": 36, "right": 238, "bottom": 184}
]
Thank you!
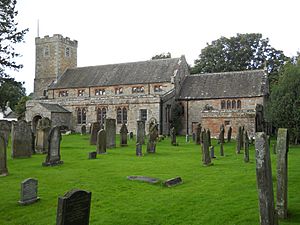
[
  {"left": 117, "top": 107, "right": 122, "bottom": 124},
  {"left": 97, "top": 107, "right": 107, "bottom": 125},
  {"left": 123, "top": 108, "right": 127, "bottom": 124},
  {"left": 221, "top": 100, "right": 226, "bottom": 109},
  {"left": 227, "top": 100, "right": 231, "bottom": 109},
  {"left": 117, "top": 107, "right": 128, "bottom": 124},
  {"left": 237, "top": 100, "right": 241, "bottom": 109},
  {"left": 232, "top": 100, "right": 236, "bottom": 109},
  {"left": 77, "top": 108, "right": 87, "bottom": 124}
]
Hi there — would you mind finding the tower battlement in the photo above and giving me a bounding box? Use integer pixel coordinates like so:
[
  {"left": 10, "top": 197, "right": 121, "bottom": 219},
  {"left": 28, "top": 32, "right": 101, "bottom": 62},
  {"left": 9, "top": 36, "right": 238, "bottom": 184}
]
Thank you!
[{"left": 36, "top": 34, "right": 78, "bottom": 47}]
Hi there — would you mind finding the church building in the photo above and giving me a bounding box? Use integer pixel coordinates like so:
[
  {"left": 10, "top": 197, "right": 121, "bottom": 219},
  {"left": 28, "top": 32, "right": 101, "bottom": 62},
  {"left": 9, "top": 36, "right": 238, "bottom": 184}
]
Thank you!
[{"left": 26, "top": 34, "right": 268, "bottom": 137}]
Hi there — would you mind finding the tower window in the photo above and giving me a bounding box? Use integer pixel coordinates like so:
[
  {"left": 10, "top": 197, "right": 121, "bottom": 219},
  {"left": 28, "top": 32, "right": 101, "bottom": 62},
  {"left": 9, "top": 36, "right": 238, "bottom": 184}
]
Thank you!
[
  {"left": 140, "top": 109, "right": 147, "bottom": 121},
  {"left": 77, "top": 107, "right": 87, "bottom": 124},
  {"left": 78, "top": 89, "right": 85, "bottom": 97},
  {"left": 95, "top": 89, "right": 105, "bottom": 96},
  {"left": 154, "top": 85, "right": 163, "bottom": 92},
  {"left": 237, "top": 100, "right": 242, "bottom": 109},
  {"left": 221, "top": 100, "right": 226, "bottom": 109},
  {"left": 97, "top": 107, "right": 107, "bottom": 126},
  {"left": 65, "top": 47, "right": 70, "bottom": 57},
  {"left": 227, "top": 100, "right": 231, "bottom": 109},
  {"left": 59, "top": 90, "right": 68, "bottom": 97},
  {"left": 115, "top": 87, "right": 123, "bottom": 94},
  {"left": 44, "top": 46, "right": 49, "bottom": 57},
  {"left": 132, "top": 86, "right": 144, "bottom": 93},
  {"left": 116, "top": 107, "right": 128, "bottom": 124}
]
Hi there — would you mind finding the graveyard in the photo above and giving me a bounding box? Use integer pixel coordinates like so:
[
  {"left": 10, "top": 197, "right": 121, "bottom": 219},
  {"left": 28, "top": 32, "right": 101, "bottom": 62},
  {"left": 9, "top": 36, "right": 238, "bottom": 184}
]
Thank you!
[{"left": 0, "top": 133, "right": 300, "bottom": 225}]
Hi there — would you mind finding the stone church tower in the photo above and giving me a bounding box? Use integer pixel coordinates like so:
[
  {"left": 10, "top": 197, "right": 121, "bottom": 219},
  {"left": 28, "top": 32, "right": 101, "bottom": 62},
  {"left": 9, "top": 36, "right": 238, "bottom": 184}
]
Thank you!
[{"left": 34, "top": 34, "right": 78, "bottom": 99}]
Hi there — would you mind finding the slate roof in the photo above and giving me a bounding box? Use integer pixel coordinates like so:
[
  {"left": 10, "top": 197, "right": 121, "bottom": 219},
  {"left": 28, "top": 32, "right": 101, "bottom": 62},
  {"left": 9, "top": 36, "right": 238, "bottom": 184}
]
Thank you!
[
  {"left": 39, "top": 103, "right": 70, "bottom": 113},
  {"left": 178, "top": 70, "right": 268, "bottom": 100},
  {"left": 50, "top": 58, "right": 182, "bottom": 89}
]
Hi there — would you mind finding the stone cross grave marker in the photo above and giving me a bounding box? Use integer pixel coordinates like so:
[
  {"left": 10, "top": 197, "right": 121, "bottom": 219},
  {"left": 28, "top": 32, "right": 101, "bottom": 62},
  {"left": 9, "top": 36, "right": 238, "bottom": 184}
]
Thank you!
[
  {"left": 0, "top": 135, "right": 8, "bottom": 176},
  {"left": 105, "top": 118, "right": 116, "bottom": 148},
  {"left": 120, "top": 123, "right": 128, "bottom": 147},
  {"left": 42, "top": 126, "right": 63, "bottom": 166},
  {"left": 136, "top": 120, "right": 145, "bottom": 145},
  {"left": 255, "top": 132, "right": 278, "bottom": 225},
  {"left": 11, "top": 120, "right": 32, "bottom": 158},
  {"left": 19, "top": 178, "right": 40, "bottom": 205},
  {"left": 276, "top": 128, "right": 289, "bottom": 219},
  {"left": 56, "top": 189, "right": 92, "bottom": 225},
  {"left": 96, "top": 129, "right": 106, "bottom": 154},
  {"left": 89, "top": 122, "right": 100, "bottom": 145},
  {"left": 35, "top": 117, "right": 51, "bottom": 154}
]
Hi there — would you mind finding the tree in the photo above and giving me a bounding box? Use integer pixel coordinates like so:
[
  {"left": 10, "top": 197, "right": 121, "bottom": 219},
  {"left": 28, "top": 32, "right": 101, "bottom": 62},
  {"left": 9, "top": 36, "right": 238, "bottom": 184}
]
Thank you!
[
  {"left": 0, "top": 0, "right": 28, "bottom": 77},
  {"left": 0, "top": 77, "right": 25, "bottom": 111},
  {"left": 191, "top": 33, "right": 288, "bottom": 85},
  {"left": 266, "top": 62, "right": 300, "bottom": 143},
  {"left": 151, "top": 52, "right": 171, "bottom": 60},
  {"left": 14, "top": 95, "right": 30, "bottom": 118},
  {"left": 170, "top": 102, "right": 184, "bottom": 134}
]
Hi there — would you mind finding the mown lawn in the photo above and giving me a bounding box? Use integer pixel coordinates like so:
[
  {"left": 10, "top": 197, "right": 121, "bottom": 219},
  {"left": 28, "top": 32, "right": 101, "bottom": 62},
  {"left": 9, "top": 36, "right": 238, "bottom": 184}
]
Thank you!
[{"left": 0, "top": 134, "right": 299, "bottom": 225}]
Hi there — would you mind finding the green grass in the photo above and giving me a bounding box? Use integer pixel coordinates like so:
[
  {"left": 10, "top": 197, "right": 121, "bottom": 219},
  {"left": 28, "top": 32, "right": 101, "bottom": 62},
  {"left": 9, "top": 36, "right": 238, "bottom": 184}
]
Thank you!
[{"left": 0, "top": 134, "right": 299, "bottom": 225}]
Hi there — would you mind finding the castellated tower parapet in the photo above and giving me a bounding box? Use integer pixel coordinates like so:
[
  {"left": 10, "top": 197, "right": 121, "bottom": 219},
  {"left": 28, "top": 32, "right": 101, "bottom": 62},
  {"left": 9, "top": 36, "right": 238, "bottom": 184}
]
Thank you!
[{"left": 34, "top": 34, "right": 78, "bottom": 99}]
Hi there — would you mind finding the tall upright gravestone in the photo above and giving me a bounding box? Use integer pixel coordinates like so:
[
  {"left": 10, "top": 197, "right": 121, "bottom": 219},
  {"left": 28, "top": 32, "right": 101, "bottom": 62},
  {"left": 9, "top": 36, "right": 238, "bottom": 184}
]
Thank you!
[
  {"left": 255, "top": 132, "right": 278, "bottom": 225},
  {"left": 0, "top": 135, "right": 8, "bottom": 176},
  {"left": 0, "top": 120, "right": 11, "bottom": 146},
  {"left": 35, "top": 117, "right": 51, "bottom": 154},
  {"left": 136, "top": 120, "right": 145, "bottom": 145},
  {"left": 244, "top": 131, "right": 250, "bottom": 163},
  {"left": 170, "top": 127, "right": 177, "bottom": 146},
  {"left": 227, "top": 126, "right": 232, "bottom": 142},
  {"left": 96, "top": 129, "right": 106, "bottom": 154},
  {"left": 105, "top": 118, "right": 116, "bottom": 148},
  {"left": 276, "top": 128, "right": 289, "bottom": 219},
  {"left": 147, "top": 119, "right": 158, "bottom": 153},
  {"left": 196, "top": 123, "right": 202, "bottom": 145},
  {"left": 11, "top": 120, "right": 32, "bottom": 158},
  {"left": 89, "top": 122, "right": 100, "bottom": 145},
  {"left": 42, "top": 126, "right": 63, "bottom": 166},
  {"left": 120, "top": 123, "right": 128, "bottom": 147},
  {"left": 219, "top": 124, "right": 225, "bottom": 144},
  {"left": 202, "top": 130, "right": 212, "bottom": 166},
  {"left": 56, "top": 189, "right": 92, "bottom": 225},
  {"left": 236, "top": 126, "right": 242, "bottom": 154}
]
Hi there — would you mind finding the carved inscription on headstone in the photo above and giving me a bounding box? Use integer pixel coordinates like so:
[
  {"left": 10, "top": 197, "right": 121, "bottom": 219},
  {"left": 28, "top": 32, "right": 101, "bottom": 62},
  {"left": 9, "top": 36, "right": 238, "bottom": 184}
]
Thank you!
[
  {"left": 90, "top": 122, "right": 100, "bottom": 145},
  {"left": 43, "top": 126, "right": 63, "bottom": 166},
  {"left": 11, "top": 120, "right": 32, "bottom": 158}
]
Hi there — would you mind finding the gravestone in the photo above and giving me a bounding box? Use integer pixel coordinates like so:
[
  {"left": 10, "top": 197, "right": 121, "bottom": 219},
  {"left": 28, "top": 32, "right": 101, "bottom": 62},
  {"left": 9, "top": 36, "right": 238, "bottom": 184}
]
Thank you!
[
  {"left": 207, "top": 129, "right": 211, "bottom": 146},
  {"left": 127, "top": 176, "right": 160, "bottom": 184},
  {"left": 255, "top": 104, "right": 265, "bottom": 132},
  {"left": 220, "top": 143, "right": 224, "bottom": 156},
  {"left": 255, "top": 132, "right": 278, "bottom": 225},
  {"left": 88, "top": 151, "right": 97, "bottom": 159},
  {"left": 244, "top": 131, "right": 249, "bottom": 163},
  {"left": 163, "top": 177, "right": 182, "bottom": 187},
  {"left": 11, "top": 120, "right": 32, "bottom": 158},
  {"left": 136, "top": 120, "right": 145, "bottom": 145},
  {"left": 35, "top": 117, "right": 51, "bottom": 154},
  {"left": 202, "top": 130, "right": 212, "bottom": 166},
  {"left": 147, "top": 118, "right": 158, "bottom": 153},
  {"left": 56, "top": 189, "right": 92, "bottom": 225},
  {"left": 129, "top": 132, "right": 134, "bottom": 140},
  {"left": 210, "top": 146, "right": 216, "bottom": 159},
  {"left": 196, "top": 123, "right": 202, "bottom": 145},
  {"left": 19, "top": 178, "right": 40, "bottom": 205},
  {"left": 0, "top": 120, "right": 11, "bottom": 146},
  {"left": 241, "top": 126, "right": 245, "bottom": 150},
  {"left": 219, "top": 124, "right": 225, "bottom": 144},
  {"left": 89, "top": 122, "right": 100, "bottom": 145},
  {"left": 81, "top": 125, "right": 86, "bottom": 135},
  {"left": 42, "top": 126, "right": 63, "bottom": 166},
  {"left": 136, "top": 143, "right": 142, "bottom": 156},
  {"left": 120, "top": 123, "right": 128, "bottom": 147},
  {"left": 192, "top": 133, "right": 196, "bottom": 142},
  {"left": 170, "top": 127, "right": 177, "bottom": 146},
  {"left": 276, "top": 128, "right": 289, "bottom": 219},
  {"left": 105, "top": 118, "right": 116, "bottom": 148},
  {"left": 236, "top": 126, "right": 242, "bottom": 154},
  {"left": 96, "top": 129, "right": 106, "bottom": 154},
  {"left": 227, "top": 126, "right": 232, "bottom": 142},
  {"left": 0, "top": 135, "right": 8, "bottom": 176}
]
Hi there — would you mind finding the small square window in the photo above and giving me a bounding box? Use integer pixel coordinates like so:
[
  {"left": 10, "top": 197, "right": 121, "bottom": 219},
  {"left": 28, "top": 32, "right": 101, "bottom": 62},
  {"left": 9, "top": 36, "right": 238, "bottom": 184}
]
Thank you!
[
  {"left": 78, "top": 90, "right": 85, "bottom": 96},
  {"left": 65, "top": 47, "right": 70, "bottom": 57},
  {"left": 44, "top": 46, "right": 49, "bottom": 57}
]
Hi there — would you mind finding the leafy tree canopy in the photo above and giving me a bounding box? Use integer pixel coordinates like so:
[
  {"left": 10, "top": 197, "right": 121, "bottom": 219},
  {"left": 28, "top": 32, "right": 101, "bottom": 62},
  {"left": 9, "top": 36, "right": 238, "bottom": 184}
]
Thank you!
[
  {"left": 151, "top": 52, "right": 171, "bottom": 60},
  {"left": 191, "top": 33, "right": 289, "bottom": 85},
  {"left": 14, "top": 95, "right": 30, "bottom": 118}
]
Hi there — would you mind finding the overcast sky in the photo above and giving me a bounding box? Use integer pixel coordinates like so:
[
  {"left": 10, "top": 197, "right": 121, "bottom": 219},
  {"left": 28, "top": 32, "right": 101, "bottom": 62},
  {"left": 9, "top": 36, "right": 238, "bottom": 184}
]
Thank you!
[{"left": 10, "top": 0, "right": 300, "bottom": 94}]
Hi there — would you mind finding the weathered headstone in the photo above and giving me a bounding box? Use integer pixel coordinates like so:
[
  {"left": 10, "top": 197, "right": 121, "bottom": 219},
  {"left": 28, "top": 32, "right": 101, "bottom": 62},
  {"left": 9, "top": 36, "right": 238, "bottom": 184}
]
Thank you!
[
  {"left": 227, "top": 126, "right": 232, "bottom": 142},
  {"left": 207, "top": 129, "right": 211, "bottom": 146},
  {"left": 136, "top": 120, "right": 145, "bottom": 145},
  {"left": 196, "top": 123, "right": 202, "bottom": 145},
  {"left": 88, "top": 151, "right": 97, "bottom": 159},
  {"left": 236, "top": 126, "right": 242, "bottom": 154},
  {"left": 185, "top": 134, "right": 189, "bottom": 142},
  {"left": 170, "top": 127, "right": 177, "bottom": 146},
  {"left": 56, "top": 189, "right": 92, "bottom": 225},
  {"left": 192, "top": 133, "right": 196, "bottom": 142},
  {"left": 241, "top": 126, "right": 245, "bottom": 150},
  {"left": 147, "top": 119, "right": 158, "bottom": 153},
  {"left": 96, "top": 129, "right": 106, "bottom": 154},
  {"left": 276, "top": 128, "right": 289, "bottom": 219},
  {"left": 89, "top": 122, "right": 100, "bottom": 145},
  {"left": 202, "top": 130, "right": 212, "bottom": 166},
  {"left": 105, "top": 118, "right": 116, "bottom": 148},
  {"left": 210, "top": 146, "right": 216, "bottom": 159},
  {"left": 127, "top": 176, "right": 160, "bottom": 184},
  {"left": 255, "top": 132, "right": 278, "bottom": 225},
  {"left": 81, "top": 125, "right": 86, "bottom": 135},
  {"left": 220, "top": 143, "right": 224, "bottom": 156},
  {"left": 11, "top": 120, "right": 32, "bottom": 158},
  {"left": 129, "top": 132, "right": 134, "bottom": 140},
  {"left": 0, "top": 120, "right": 11, "bottom": 146},
  {"left": 0, "top": 135, "right": 8, "bottom": 176},
  {"left": 19, "top": 178, "right": 40, "bottom": 205},
  {"left": 136, "top": 143, "right": 142, "bottom": 156},
  {"left": 244, "top": 131, "right": 249, "bottom": 163},
  {"left": 35, "top": 117, "right": 51, "bottom": 154},
  {"left": 163, "top": 177, "right": 183, "bottom": 187},
  {"left": 120, "top": 123, "right": 128, "bottom": 147},
  {"left": 219, "top": 124, "right": 225, "bottom": 144},
  {"left": 42, "top": 126, "right": 63, "bottom": 166}
]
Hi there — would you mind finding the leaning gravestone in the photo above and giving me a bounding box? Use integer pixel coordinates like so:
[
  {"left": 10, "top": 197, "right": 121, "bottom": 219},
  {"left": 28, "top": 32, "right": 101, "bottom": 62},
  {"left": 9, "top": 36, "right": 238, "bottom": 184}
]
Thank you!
[
  {"left": 56, "top": 189, "right": 92, "bottom": 225},
  {"left": 255, "top": 132, "right": 278, "bottom": 225},
  {"left": 11, "top": 120, "right": 32, "bottom": 158},
  {"left": 120, "top": 123, "right": 128, "bottom": 147},
  {"left": 136, "top": 143, "right": 142, "bottom": 156},
  {"left": 244, "top": 131, "right": 250, "bottom": 163},
  {"left": 196, "top": 123, "right": 202, "bottom": 145},
  {"left": 136, "top": 120, "right": 145, "bottom": 145},
  {"left": 42, "top": 126, "right": 63, "bottom": 166},
  {"left": 105, "top": 118, "right": 116, "bottom": 148},
  {"left": 89, "top": 122, "right": 100, "bottom": 145},
  {"left": 202, "top": 130, "right": 212, "bottom": 166},
  {"left": 147, "top": 119, "right": 158, "bottom": 153},
  {"left": 0, "top": 120, "right": 11, "bottom": 146},
  {"left": 276, "top": 128, "right": 289, "bottom": 219},
  {"left": 35, "top": 117, "right": 51, "bottom": 154},
  {"left": 96, "top": 129, "right": 106, "bottom": 154},
  {"left": 0, "top": 135, "right": 8, "bottom": 176},
  {"left": 19, "top": 178, "right": 40, "bottom": 205}
]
